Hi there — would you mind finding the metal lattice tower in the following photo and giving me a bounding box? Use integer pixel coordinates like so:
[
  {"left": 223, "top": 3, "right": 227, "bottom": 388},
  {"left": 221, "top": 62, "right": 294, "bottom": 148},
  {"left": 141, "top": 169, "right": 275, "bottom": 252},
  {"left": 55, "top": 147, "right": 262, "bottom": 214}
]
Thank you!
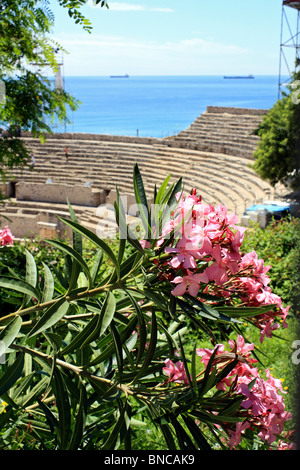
[{"left": 278, "top": 0, "right": 300, "bottom": 98}]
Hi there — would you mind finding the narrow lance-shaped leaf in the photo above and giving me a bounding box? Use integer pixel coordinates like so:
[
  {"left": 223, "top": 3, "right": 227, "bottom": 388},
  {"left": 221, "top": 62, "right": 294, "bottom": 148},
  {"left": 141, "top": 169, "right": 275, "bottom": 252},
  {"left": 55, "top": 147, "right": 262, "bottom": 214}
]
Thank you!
[
  {"left": 181, "top": 414, "right": 212, "bottom": 450},
  {"left": 45, "top": 239, "right": 92, "bottom": 289},
  {"left": 133, "top": 163, "right": 152, "bottom": 239},
  {"left": 61, "top": 312, "right": 102, "bottom": 355},
  {"left": 99, "top": 291, "right": 116, "bottom": 337},
  {"left": 125, "top": 289, "right": 147, "bottom": 365},
  {"left": 114, "top": 186, "right": 145, "bottom": 254},
  {"left": 0, "top": 353, "right": 24, "bottom": 396},
  {"left": 159, "top": 421, "right": 177, "bottom": 450},
  {"left": 109, "top": 320, "right": 124, "bottom": 381},
  {"left": 37, "top": 397, "right": 59, "bottom": 434},
  {"left": 85, "top": 315, "right": 138, "bottom": 368},
  {"left": 67, "top": 382, "right": 87, "bottom": 450},
  {"left": 132, "top": 311, "right": 157, "bottom": 383},
  {"left": 67, "top": 198, "right": 82, "bottom": 256},
  {"left": 57, "top": 216, "right": 120, "bottom": 277},
  {"left": 67, "top": 199, "right": 83, "bottom": 291},
  {"left": 24, "top": 249, "right": 39, "bottom": 305},
  {"left": 169, "top": 415, "right": 196, "bottom": 450},
  {"left": 15, "top": 374, "right": 49, "bottom": 409},
  {"left": 28, "top": 297, "right": 69, "bottom": 338},
  {"left": 52, "top": 367, "right": 71, "bottom": 450},
  {"left": 178, "top": 333, "right": 193, "bottom": 389},
  {"left": 0, "top": 276, "right": 40, "bottom": 303},
  {"left": 154, "top": 174, "right": 171, "bottom": 205},
  {"left": 90, "top": 248, "right": 103, "bottom": 284},
  {"left": 101, "top": 400, "right": 131, "bottom": 450},
  {"left": 41, "top": 262, "right": 54, "bottom": 303},
  {"left": 0, "top": 316, "right": 22, "bottom": 357},
  {"left": 191, "top": 344, "right": 198, "bottom": 395}
]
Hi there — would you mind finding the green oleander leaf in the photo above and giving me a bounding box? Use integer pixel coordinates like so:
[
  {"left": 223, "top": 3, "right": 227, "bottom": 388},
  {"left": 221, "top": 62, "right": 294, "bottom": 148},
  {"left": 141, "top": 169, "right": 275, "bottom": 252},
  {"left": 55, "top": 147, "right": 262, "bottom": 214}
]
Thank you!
[
  {"left": 57, "top": 217, "right": 120, "bottom": 276},
  {"left": 0, "top": 276, "right": 40, "bottom": 300},
  {"left": 0, "top": 316, "right": 22, "bottom": 357},
  {"left": 0, "top": 353, "right": 24, "bottom": 396},
  {"left": 28, "top": 297, "right": 69, "bottom": 338}
]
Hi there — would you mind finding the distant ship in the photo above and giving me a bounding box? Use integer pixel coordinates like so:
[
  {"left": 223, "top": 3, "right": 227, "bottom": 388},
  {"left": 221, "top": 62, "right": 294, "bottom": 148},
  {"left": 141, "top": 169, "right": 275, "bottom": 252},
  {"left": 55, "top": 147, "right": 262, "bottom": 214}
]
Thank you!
[
  {"left": 224, "top": 74, "right": 254, "bottom": 79},
  {"left": 110, "top": 74, "right": 129, "bottom": 78}
]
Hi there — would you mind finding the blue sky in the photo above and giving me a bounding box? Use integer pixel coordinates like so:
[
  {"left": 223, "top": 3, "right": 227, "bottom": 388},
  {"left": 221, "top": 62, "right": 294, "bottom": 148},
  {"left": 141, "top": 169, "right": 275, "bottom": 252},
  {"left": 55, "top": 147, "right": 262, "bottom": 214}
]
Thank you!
[{"left": 50, "top": 0, "right": 298, "bottom": 76}]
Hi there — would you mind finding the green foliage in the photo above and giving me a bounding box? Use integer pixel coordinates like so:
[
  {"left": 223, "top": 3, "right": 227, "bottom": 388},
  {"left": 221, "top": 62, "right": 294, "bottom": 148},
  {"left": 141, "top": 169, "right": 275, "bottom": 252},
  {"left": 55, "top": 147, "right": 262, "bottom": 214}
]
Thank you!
[
  {"left": 241, "top": 217, "right": 299, "bottom": 425},
  {"left": 0, "top": 166, "right": 294, "bottom": 450},
  {"left": 252, "top": 70, "right": 300, "bottom": 190},
  {"left": 0, "top": 0, "right": 108, "bottom": 195},
  {"left": 241, "top": 217, "right": 300, "bottom": 307}
]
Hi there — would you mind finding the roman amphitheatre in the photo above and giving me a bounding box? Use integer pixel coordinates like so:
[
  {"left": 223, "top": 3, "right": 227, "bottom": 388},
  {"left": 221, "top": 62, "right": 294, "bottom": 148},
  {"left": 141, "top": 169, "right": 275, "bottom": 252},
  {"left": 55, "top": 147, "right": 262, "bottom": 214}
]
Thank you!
[{"left": 0, "top": 105, "right": 298, "bottom": 240}]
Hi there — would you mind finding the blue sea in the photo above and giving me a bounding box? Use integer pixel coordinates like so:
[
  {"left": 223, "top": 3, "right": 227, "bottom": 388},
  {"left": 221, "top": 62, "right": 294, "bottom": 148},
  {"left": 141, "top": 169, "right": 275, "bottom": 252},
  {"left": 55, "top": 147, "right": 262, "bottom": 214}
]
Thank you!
[{"left": 57, "top": 75, "right": 281, "bottom": 138}]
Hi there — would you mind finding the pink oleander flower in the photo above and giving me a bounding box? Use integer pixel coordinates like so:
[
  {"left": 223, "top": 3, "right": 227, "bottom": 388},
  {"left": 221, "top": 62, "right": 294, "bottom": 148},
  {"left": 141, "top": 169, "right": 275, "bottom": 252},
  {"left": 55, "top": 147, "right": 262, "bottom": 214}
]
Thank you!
[
  {"left": 165, "top": 234, "right": 203, "bottom": 270},
  {"left": 275, "top": 439, "right": 296, "bottom": 450},
  {"left": 162, "top": 358, "right": 189, "bottom": 385},
  {"left": 139, "top": 239, "right": 151, "bottom": 249},
  {"left": 0, "top": 226, "right": 14, "bottom": 246},
  {"left": 197, "top": 336, "right": 292, "bottom": 448},
  {"left": 171, "top": 270, "right": 209, "bottom": 296},
  {"left": 228, "top": 421, "right": 251, "bottom": 450}
]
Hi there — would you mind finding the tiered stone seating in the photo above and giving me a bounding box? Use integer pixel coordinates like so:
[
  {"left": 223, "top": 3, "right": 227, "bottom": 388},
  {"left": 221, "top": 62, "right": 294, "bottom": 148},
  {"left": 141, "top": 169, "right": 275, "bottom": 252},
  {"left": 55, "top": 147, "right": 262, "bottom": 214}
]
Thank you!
[
  {"left": 169, "top": 106, "right": 267, "bottom": 158},
  {"left": 1, "top": 106, "right": 287, "bottom": 239}
]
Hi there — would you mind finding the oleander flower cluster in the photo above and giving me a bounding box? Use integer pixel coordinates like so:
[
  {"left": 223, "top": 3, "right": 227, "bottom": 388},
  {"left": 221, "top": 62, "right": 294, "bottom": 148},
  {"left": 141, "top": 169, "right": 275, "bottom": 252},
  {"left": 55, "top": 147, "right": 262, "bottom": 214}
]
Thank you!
[
  {"left": 153, "top": 190, "right": 290, "bottom": 343},
  {"left": 163, "top": 335, "right": 293, "bottom": 450},
  {"left": 196, "top": 336, "right": 293, "bottom": 449},
  {"left": 0, "top": 226, "right": 14, "bottom": 246}
]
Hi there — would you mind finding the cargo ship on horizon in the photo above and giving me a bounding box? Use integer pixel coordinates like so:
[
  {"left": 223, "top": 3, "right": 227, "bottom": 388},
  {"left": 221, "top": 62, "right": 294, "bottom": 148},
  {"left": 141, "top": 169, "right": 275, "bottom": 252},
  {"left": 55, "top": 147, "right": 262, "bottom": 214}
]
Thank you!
[
  {"left": 110, "top": 74, "right": 129, "bottom": 78},
  {"left": 224, "top": 74, "right": 254, "bottom": 79}
]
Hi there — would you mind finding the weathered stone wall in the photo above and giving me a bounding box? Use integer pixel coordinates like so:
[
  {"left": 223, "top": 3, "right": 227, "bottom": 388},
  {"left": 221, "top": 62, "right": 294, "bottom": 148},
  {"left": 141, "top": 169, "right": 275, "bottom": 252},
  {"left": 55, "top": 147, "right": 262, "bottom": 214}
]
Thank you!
[
  {"left": 15, "top": 181, "right": 106, "bottom": 207},
  {"left": 22, "top": 130, "right": 163, "bottom": 145},
  {"left": 2, "top": 211, "right": 72, "bottom": 239}
]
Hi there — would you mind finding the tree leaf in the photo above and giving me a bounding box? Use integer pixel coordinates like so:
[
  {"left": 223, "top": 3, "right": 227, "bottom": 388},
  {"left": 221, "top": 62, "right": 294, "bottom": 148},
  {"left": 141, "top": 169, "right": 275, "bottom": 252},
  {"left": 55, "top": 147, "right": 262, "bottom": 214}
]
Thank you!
[
  {"left": 178, "top": 333, "right": 193, "bottom": 389},
  {"left": 0, "top": 276, "right": 40, "bottom": 301},
  {"left": 109, "top": 320, "right": 124, "bottom": 381},
  {"left": 25, "top": 249, "right": 38, "bottom": 304},
  {"left": 159, "top": 421, "right": 177, "bottom": 450},
  {"left": 41, "top": 262, "right": 54, "bottom": 303},
  {"left": 101, "top": 400, "right": 131, "bottom": 450},
  {"left": 57, "top": 217, "right": 120, "bottom": 276},
  {"left": 132, "top": 311, "right": 157, "bottom": 383},
  {"left": 114, "top": 187, "right": 145, "bottom": 254},
  {"left": 0, "top": 316, "right": 22, "bottom": 357},
  {"left": 99, "top": 291, "right": 116, "bottom": 337},
  {"left": 181, "top": 414, "right": 212, "bottom": 450},
  {"left": 67, "top": 382, "right": 87, "bottom": 450},
  {"left": 61, "top": 313, "right": 101, "bottom": 355},
  {"left": 154, "top": 174, "right": 171, "bottom": 205},
  {"left": 0, "top": 353, "right": 24, "bottom": 396},
  {"left": 85, "top": 315, "right": 138, "bottom": 368},
  {"left": 169, "top": 415, "right": 196, "bottom": 450},
  {"left": 125, "top": 289, "right": 147, "bottom": 365},
  {"left": 67, "top": 198, "right": 82, "bottom": 256},
  {"left": 90, "top": 248, "right": 103, "bottom": 284},
  {"left": 52, "top": 367, "right": 71, "bottom": 450},
  {"left": 45, "top": 239, "right": 92, "bottom": 289},
  {"left": 28, "top": 298, "right": 69, "bottom": 338},
  {"left": 133, "top": 163, "right": 152, "bottom": 239}
]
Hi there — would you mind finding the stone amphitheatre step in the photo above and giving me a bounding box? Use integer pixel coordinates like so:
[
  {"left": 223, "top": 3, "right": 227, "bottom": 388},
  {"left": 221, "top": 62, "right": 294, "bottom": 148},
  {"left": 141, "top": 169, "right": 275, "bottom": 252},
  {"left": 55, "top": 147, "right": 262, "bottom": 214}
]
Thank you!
[
  {"left": 14, "top": 143, "right": 272, "bottom": 193},
  {"left": 169, "top": 107, "right": 265, "bottom": 159},
  {"left": 12, "top": 144, "right": 274, "bottom": 212}
]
